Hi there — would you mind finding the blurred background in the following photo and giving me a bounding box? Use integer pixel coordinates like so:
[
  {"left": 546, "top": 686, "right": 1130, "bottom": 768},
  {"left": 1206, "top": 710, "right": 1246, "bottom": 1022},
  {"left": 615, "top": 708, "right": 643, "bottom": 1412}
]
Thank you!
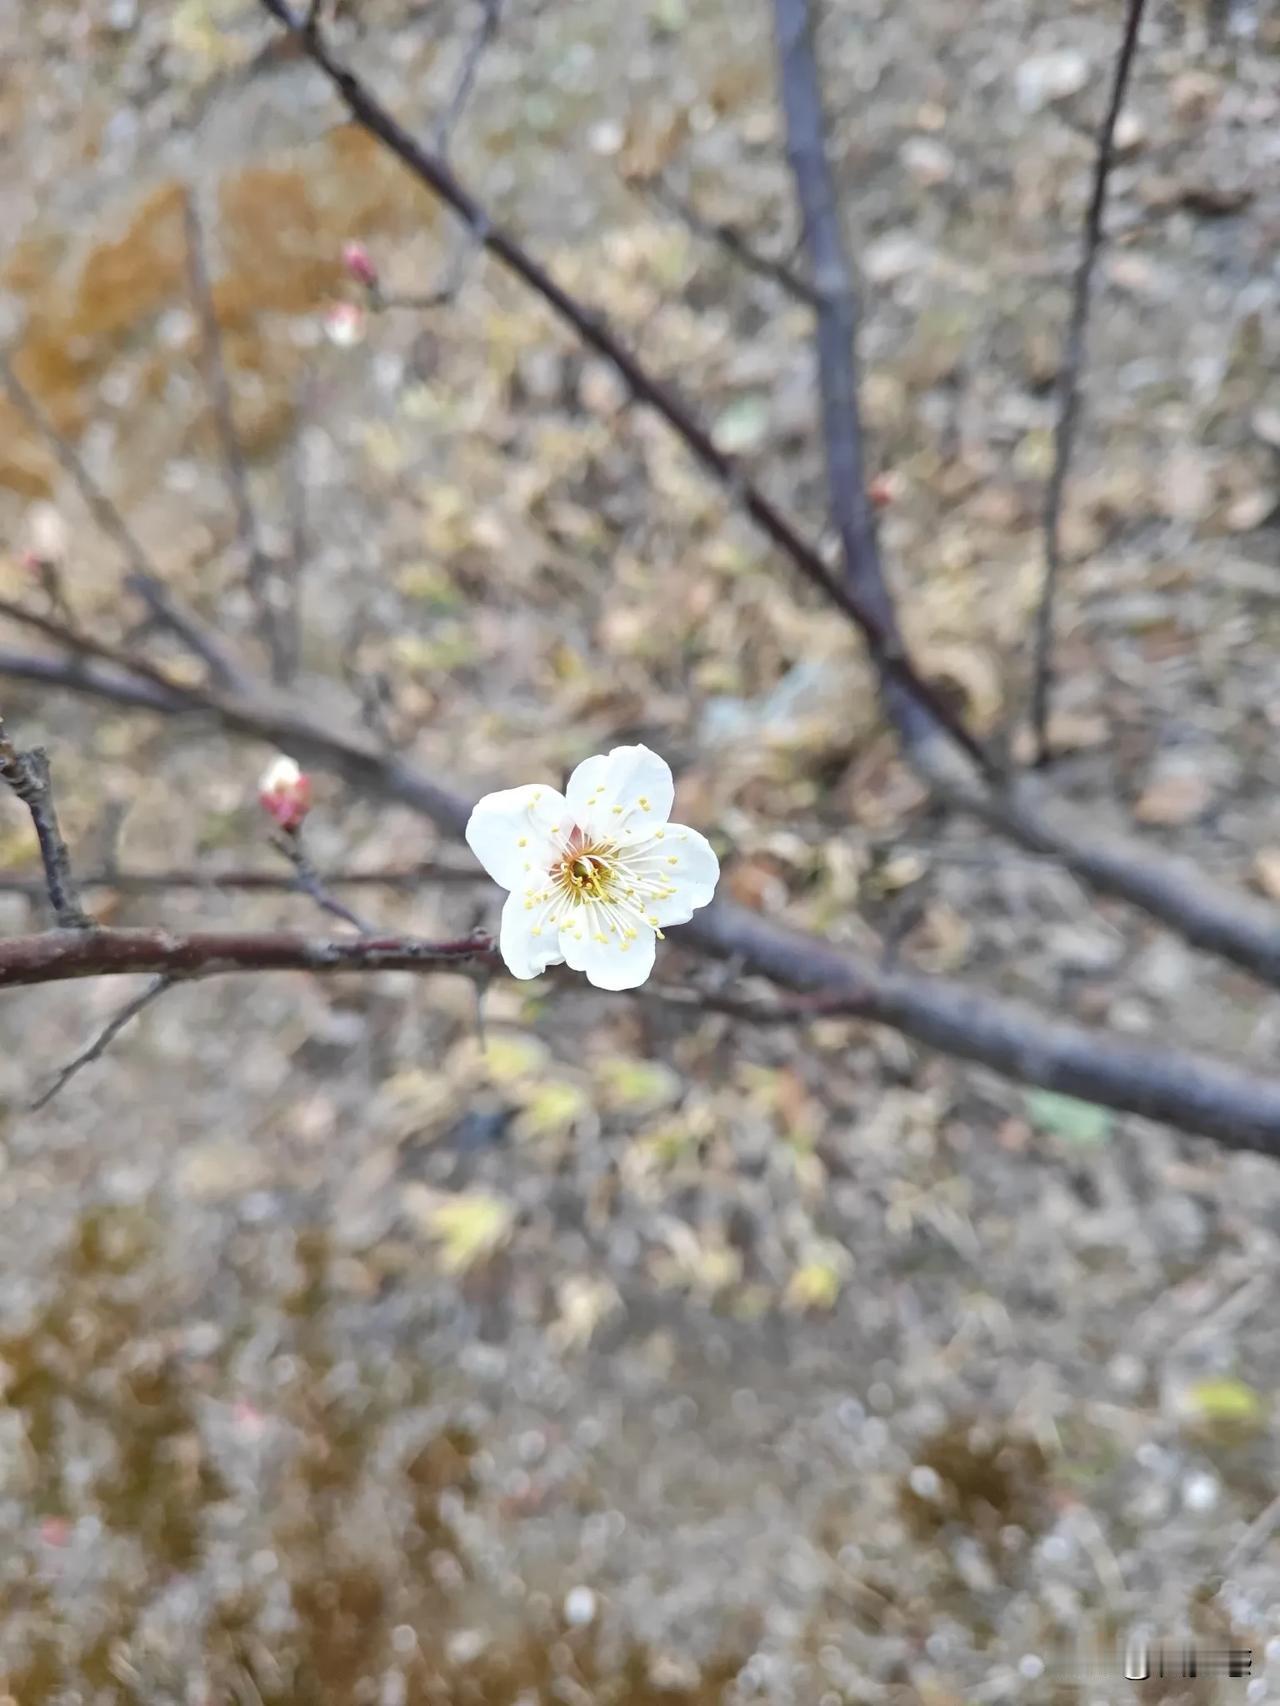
[{"left": 1, "top": 0, "right": 1279, "bottom": 1698}]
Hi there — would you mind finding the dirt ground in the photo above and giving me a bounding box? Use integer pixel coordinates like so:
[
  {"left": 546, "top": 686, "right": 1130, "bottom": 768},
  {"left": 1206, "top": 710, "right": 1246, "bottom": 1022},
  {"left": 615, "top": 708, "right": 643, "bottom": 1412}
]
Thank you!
[{"left": 1, "top": 0, "right": 1280, "bottom": 1700}]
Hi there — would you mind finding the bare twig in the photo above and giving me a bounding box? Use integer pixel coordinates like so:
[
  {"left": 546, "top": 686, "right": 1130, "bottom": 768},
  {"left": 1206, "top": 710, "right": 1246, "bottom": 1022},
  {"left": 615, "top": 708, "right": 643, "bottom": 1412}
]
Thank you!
[
  {"left": 431, "top": 0, "right": 503, "bottom": 156},
  {"left": 0, "top": 859, "right": 480, "bottom": 899},
  {"left": 272, "top": 828, "right": 375, "bottom": 932},
  {"left": 32, "top": 974, "right": 172, "bottom": 1111},
  {"left": 637, "top": 173, "right": 818, "bottom": 305},
  {"left": 1029, "top": 0, "right": 1147, "bottom": 765},
  {"left": 0, "top": 354, "right": 249, "bottom": 691},
  {"left": 772, "top": 0, "right": 939, "bottom": 763},
  {"left": 183, "top": 191, "right": 287, "bottom": 682},
  {"left": 0, "top": 717, "right": 94, "bottom": 930},
  {"left": 252, "top": 0, "right": 992, "bottom": 779}
]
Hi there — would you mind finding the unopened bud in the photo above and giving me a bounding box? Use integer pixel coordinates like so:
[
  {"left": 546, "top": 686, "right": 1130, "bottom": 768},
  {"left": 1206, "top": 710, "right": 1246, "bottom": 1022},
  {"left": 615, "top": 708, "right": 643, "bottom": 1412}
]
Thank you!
[
  {"left": 323, "top": 300, "right": 366, "bottom": 348},
  {"left": 868, "top": 470, "right": 904, "bottom": 510},
  {"left": 342, "top": 240, "right": 379, "bottom": 290},
  {"left": 258, "top": 754, "right": 312, "bottom": 832},
  {"left": 23, "top": 502, "right": 68, "bottom": 569}
]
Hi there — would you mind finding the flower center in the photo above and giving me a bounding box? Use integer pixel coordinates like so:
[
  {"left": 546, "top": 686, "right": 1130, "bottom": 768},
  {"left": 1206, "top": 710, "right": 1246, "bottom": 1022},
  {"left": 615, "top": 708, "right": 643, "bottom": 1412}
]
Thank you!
[{"left": 553, "top": 836, "right": 618, "bottom": 905}]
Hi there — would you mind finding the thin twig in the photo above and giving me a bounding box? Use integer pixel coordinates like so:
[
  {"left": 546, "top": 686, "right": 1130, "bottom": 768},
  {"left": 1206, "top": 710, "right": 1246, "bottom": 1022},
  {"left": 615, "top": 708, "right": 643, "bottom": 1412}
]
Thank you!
[
  {"left": 32, "top": 974, "right": 173, "bottom": 1111},
  {"left": 0, "top": 717, "right": 94, "bottom": 930},
  {"left": 252, "top": 0, "right": 992, "bottom": 779},
  {"left": 637, "top": 173, "right": 818, "bottom": 305},
  {"left": 772, "top": 0, "right": 938, "bottom": 762},
  {"left": 0, "top": 354, "right": 249, "bottom": 691},
  {"left": 0, "top": 860, "right": 479, "bottom": 899},
  {"left": 182, "top": 190, "right": 287, "bottom": 683},
  {"left": 431, "top": 0, "right": 503, "bottom": 156},
  {"left": 1029, "top": 0, "right": 1147, "bottom": 765},
  {"left": 272, "top": 828, "right": 375, "bottom": 932}
]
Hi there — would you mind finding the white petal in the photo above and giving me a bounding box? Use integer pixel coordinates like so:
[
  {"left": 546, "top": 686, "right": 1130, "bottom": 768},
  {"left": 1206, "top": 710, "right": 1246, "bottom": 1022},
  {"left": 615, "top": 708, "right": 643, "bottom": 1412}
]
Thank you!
[
  {"left": 641, "top": 824, "right": 720, "bottom": 926},
  {"left": 564, "top": 752, "right": 610, "bottom": 826},
  {"left": 558, "top": 916, "right": 657, "bottom": 990},
  {"left": 567, "top": 744, "right": 674, "bottom": 838},
  {"left": 465, "top": 784, "right": 568, "bottom": 890},
  {"left": 499, "top": 889, "right": 565, "bottom": 980}
]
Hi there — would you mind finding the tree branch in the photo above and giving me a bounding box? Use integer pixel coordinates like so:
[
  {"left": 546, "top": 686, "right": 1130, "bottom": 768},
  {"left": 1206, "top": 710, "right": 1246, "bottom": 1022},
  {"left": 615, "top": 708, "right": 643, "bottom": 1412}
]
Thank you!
[
  {"left": 5, "top": 917, "right": 1280, "bottom": 1152},
  {"left": 772, "top": 0, "right": 938, "bottom": 760},
  {"left": 1029, "top": 0, "right": 1147, "bottom": 764},
  {"left": 0, "top": 926, "right": 495, "bottom": 987},
  {"left": 253, "top": 0, "right": 992, "bottom": 778}
]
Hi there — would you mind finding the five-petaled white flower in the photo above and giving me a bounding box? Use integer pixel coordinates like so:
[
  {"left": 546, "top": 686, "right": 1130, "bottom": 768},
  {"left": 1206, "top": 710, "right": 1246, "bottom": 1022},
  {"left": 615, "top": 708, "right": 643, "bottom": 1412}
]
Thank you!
[{"left": 466, "top": 745, "right": 719, "bottom": 990}]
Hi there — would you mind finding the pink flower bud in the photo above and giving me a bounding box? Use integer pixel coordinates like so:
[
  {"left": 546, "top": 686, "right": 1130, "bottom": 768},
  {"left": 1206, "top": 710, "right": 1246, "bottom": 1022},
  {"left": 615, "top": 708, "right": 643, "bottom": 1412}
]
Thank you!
[
  {"left": 868, "top": 470, "right": 903, "bottom": 510},
  {"left": 323, "top": 300, "right": 366, "bottom": 348},
  {"left": 258, "top": 754, "right": 312, "bottom": 832},
  {"left": 342, "top": 240, "right": 379, "bottom": 289}
]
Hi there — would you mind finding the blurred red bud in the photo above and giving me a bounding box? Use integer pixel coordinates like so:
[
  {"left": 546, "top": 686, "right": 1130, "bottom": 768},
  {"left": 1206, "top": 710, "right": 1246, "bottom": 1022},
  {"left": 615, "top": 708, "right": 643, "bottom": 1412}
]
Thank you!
[{"left": 342, "top": 240, "right": 379, "bottom": 289}]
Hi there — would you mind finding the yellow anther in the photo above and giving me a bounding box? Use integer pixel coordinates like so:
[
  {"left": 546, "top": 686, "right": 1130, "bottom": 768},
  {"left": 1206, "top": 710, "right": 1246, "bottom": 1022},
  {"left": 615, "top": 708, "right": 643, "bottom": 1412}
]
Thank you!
[
  {"left": 654, "top": 829, "right": 664, "bottom": 840},
  {"left": 595, "top": 933, "right": 606, "bottom": 944},
  {"left": 638, "top": 796, "right": 650, "bottom": 810},
  {"left": 612, "top": 805, "right": 623, "bottom": 814},
  {"left": 530, "top": 926, "right": 541, "bottom": 936},
  {"left": 667, "top": 856, "right": 678, "bottom": 866},
  {"left": 517, "top": 836, "right": 528, "bottom": 847}
]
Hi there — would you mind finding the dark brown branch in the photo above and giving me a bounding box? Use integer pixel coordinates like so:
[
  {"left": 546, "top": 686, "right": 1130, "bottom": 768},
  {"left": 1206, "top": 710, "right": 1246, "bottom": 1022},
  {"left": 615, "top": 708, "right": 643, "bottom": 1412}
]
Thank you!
[
  {"left": 182, "top": 191, "right": 287, "bottom": 683},
  {"left": 5, "top": 916, "right": 1280, "bottom": 1152},
  {"left": 254, "top": 0, "right": 991, "bottom": 778},
  {"left": 0, "top": 718, "right": 94, "bottom": 930},
  {"left": 638, "top": 174, "right": 818, "bottom": 306},
  {"left": 0, "top": 355, "right": 249, "bottom": 692},
  {"left": 32, "top": 974, "right": 172, "bottom": 1111},
  {"left": 1030, "top": 0, "right": 1147, "bottom": 764},
  {"left": 0, "top": 927, "right": 495, "bottom": 987},
  {"left": 772, "top": 0, "right": 937, "bottom": 759}
]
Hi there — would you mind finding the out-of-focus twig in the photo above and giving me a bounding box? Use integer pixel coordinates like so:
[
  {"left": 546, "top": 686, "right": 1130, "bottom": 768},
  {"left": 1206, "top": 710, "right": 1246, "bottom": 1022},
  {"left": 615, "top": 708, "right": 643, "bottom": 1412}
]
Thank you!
[
  {"left": 1029, "top": 0, "right": 1147, "bottom": 765},
  {"left": 271, "top": 828, "right": 375, "bottom": 932},
  {"left": 0, "top": 860, "right": 480, "bottom": 900},
  {"left": 183, "top": 190, "right": 287, "bottom": 683},
  {"left": 637, "top": 172, "right": 818, "bottom": 305},
  {"left": 32, "top": 974, "right": 172, "bottom": 1111},
  {"left": 0, "top": 716, "right": 94, "bottom": 930},
  {"left": 0, "top": 354, "right": 250, "bottom": 692},
  {"left": 432, "top": 0, "right": 503, "bottom": 156}
]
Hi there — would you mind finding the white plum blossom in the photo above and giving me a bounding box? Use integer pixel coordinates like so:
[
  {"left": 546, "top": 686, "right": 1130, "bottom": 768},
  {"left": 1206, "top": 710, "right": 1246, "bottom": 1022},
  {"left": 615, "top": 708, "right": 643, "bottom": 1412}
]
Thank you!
[{"left": 465, "top": 744, "right": 719, "bottom": 990}]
